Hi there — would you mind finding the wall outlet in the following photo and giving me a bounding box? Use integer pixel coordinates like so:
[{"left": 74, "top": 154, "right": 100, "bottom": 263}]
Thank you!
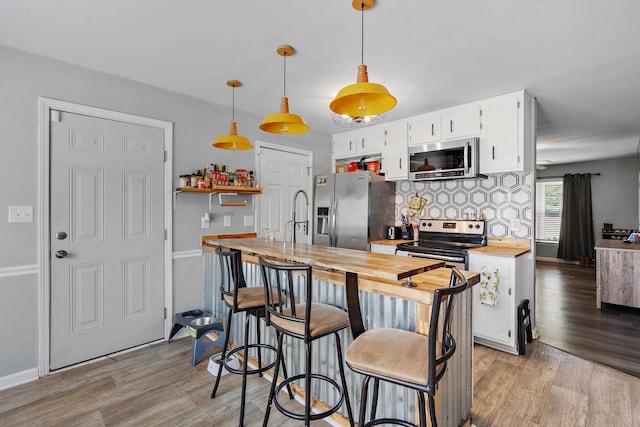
[
  {"left": 8, "top": 205, "right": 33, "bottom": 223},
  {"left": 224, "top": 215, "right": 231, "bottom": 227},
  {"left": 201, "top": 214, "right": 210, "bottom": 229},
  {"left": 244, "top": 215, "right": 253, "bottom": 226}
]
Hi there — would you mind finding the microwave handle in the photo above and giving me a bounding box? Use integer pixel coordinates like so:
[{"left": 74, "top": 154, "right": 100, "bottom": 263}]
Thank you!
[{"left": 465, "top": 141, "right": 470, "bottom": 174}]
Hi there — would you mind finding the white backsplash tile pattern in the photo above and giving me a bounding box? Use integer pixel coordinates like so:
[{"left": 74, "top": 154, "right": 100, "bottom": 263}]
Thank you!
[{"left": 395, "top": 172, "right": 533, "bottom": 238}]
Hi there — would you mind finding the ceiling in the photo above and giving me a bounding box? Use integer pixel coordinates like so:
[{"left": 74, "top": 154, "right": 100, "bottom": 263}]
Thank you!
[{"left": 2, "top": 0, "right": 640, "bottom": 166}]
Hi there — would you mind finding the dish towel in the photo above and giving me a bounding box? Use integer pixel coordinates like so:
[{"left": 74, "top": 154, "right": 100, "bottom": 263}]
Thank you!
[
  {"left": 479, "top": 267, "right": 499, "bottom": 305},
  {"left": 406, "top": 194, "right": 427, "bottom": 218}
]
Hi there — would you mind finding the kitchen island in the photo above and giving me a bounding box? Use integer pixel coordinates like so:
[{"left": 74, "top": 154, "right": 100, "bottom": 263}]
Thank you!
[
  {"left": 595, "top": 239, "right": 640, "bottom": 308},
  {"left": 203, "top": 238, "right": 479, "bottom": 426}
]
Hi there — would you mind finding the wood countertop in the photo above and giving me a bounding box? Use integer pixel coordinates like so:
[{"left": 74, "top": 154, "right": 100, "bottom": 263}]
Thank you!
[
  {"left": 595, "top": 239, "right": 640, "bottom": 251},
  {"left": 204, "top": 238, "right": 445, "bottom": 282}
]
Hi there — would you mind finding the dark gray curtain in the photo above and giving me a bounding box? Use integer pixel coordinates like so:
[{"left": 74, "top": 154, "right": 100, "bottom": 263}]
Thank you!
[{"left": 557, "top": 173, "right": 595, "bottom": 261}]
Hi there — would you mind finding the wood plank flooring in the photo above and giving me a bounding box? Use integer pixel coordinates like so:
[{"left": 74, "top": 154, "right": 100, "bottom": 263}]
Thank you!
[
  {"left": 3, "top": 336, "right": 640, "bottom": 426},
  {"left": 3, "top": 262, "right": 640, "bottom": 426},
  {"left": 535, "top": 261, "right": 640, "bottom": 378}
]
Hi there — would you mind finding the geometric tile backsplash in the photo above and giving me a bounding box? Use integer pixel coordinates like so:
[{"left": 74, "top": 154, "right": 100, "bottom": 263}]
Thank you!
[{"left": 394, "top": 171, "right": 534, "bottom": 238}]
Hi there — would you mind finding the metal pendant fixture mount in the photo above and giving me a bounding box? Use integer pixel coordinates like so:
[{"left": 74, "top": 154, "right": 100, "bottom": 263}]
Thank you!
[
  {"left": 213, "top": 80, "right": 253, "bottom": 151},
  {"left": 259, "top": 45, "right": 310, "bottom": 135},
  {"left": 330, "top": 0, "right": 396, "bottom": 125}
]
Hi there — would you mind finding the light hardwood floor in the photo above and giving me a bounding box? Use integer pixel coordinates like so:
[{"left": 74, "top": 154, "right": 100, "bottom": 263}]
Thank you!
[{"left": 2, "top": 336, "right": 640, "bottom": 426}]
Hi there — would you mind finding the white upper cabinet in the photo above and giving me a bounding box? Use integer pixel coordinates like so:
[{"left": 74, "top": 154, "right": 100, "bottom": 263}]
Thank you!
[
  {"left": 441, "top": 103, "right": 482, "bottom": 140},
  {"left": 408, "top": 112, "right": 441, "bottom": 146},
  {"left": 479, "top": 91, "right": 525, "bottom": 174},
  {"left": 333, "top": 126, "right": 386, "bottom": 159},
  {"left": 381, "top": 120, "right": 408, "bottom": 181}
]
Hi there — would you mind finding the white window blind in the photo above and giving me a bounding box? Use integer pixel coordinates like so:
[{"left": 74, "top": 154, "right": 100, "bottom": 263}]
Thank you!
[{"left": 536, "top": 180, "right": 563, "bottom": 242}]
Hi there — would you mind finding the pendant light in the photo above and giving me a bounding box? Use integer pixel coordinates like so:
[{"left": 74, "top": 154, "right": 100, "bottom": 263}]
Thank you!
[
  {"left": 329, "top": 0, "right": 396, "bottom": 122},
  {"left": 259, "top": 45, "right": 310, "bottom": 135},
  {"left": 213, "top": 80, "right": 253, "bottom": 151}
]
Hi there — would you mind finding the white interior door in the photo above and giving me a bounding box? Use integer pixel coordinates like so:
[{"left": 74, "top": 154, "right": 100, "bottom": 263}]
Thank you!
[
  {"left": 256, "top": 144, "right": 312, "bottom": 243},
  {"left": 49, "top": 111, "right": 165, "bottom": 370}
]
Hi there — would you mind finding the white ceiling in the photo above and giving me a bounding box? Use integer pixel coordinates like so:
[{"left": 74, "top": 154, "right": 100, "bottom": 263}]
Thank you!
[{"left": 2, "top": 0, "right": 640, "bottom": 166}]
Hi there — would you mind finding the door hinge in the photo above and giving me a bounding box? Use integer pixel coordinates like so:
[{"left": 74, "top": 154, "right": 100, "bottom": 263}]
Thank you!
[
  {"left": 164, "top": 229, "right": 167, "bottom": 240},
  {"left": 164, "top": 307, "right": 167, "bottom": 319},
  {"left": 517, "top": 100, "right": 521, "bottom": 109},
  {"left": 509, "top": 288, "right": 512, "bottom": 295},
  {"left": 508, "top": 329, "right": 511, "bottom": 338},
  {"left": 50, "top": 110, "right": 61, "bottom": 122},
  {"left": 164, "top": 150, "right": 168, "bottom": 162},
  {"left": 307, "top": 166, "right": 311, "bottom": 176}
]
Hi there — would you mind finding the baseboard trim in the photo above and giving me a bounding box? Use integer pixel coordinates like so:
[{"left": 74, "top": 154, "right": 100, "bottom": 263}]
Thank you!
[
  {"left": 0, "top": 264, "right": 39, "bottom": 279},
  {"left": 0, "top": 368, "right": 38, "bottom": 391}
]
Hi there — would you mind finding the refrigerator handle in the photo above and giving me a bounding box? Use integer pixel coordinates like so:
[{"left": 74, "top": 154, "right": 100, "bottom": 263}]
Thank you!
[{"left": 330, "top": 197, "right": 337, "bottom": 247}]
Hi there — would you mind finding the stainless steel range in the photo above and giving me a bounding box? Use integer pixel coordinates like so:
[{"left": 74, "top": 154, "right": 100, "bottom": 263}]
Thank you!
[{"left": 395, "top": 219, "right": 487, "bottom": 269}]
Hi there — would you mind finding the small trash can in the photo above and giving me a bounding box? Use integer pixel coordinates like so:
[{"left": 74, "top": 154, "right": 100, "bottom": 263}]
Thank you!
[{"left": 207, "top": 353, "right": 240, "bottom": 377}]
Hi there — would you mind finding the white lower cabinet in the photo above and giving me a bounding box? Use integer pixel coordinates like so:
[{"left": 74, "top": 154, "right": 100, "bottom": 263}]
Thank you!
[
  {"left": 370, "top": 243, "right": 398, "bottom": 255},
  {"left": 469, "top": 253, "right": 528, "bottom": 355}
]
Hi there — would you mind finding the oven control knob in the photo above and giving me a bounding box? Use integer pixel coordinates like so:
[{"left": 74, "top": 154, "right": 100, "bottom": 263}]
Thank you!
[
  {"left": 475, "top": 224, "right": 481, "bottom": 229},
  {"left": 427, "top": 222, "right": 432, "bottom": 227},
  {"left": 468, "top": 224, "right": 473, "bottom": 228}
]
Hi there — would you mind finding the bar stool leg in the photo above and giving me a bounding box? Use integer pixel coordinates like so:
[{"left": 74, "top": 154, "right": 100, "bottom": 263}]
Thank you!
[
  {"left": 262, "top": 332, "right": 284, "bottom": 427},
  {"left": 359, "top": 376, "right": 371, "bottom": 426},
  {"left": 334, "top": 333, "right": 355, "bottom": 427},
  {"left": 255, "top": 312, "right": 263, "bottom": 377},
  {"left": 239, "top": 312, "right": 251, "bottom": 426},
  {"left": 305, "top": 341, "right": 312, "bottom": 426},
  {"left": 370, "top": 377, "right": 380, "bottom": 420},
  {"left": 426, "top": 390, "right": 436, "bottom": 427},
  {"left": 211, "top": 309, "right": 233, "bottom": 398}
]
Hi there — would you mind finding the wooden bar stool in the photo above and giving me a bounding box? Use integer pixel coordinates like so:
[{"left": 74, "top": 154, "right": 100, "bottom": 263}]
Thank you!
[
  {"left": 258, "top": 257, "right": 355, "bottom": 427},
  {"left": 345, "top": 268, "right": 468, "bottom": 427},
  {"left": 210, "top": 246, "right": 293, "bottom": 426}
]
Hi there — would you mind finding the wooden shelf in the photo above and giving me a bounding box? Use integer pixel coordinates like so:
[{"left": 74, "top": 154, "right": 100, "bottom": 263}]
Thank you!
[{"left": 177, "top": 186, "right": 262, "bottom": 194}]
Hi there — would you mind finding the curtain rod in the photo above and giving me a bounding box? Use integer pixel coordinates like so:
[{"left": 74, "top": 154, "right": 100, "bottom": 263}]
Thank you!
[{"left": 537, "top": 173, "right": 600, "bottom": 180}]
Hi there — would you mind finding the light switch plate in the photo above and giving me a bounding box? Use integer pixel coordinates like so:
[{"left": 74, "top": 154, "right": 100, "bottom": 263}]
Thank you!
[
  {"left": 9, "top": 205, "right": 33, "bottom": 223},
  {"left": 244, "top": 215, "right": 253, "bottom": 226},
  {"left": 224, "top": 215, "right": 231, "bottom": 227}
]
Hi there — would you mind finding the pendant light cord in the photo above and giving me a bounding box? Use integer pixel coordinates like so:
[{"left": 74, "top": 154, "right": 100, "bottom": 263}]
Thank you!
[
  {"left": 361, "top": 2, "right": 364, "bottom": 65},
  {"left": 283, "top": 51, "right": 287, "bottom": 98},
  {"left": 231, "top": 85, "right": 235, "bottom": 122}
]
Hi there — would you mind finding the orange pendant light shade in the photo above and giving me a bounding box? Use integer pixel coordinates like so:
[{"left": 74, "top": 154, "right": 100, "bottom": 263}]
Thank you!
[
  {"left": 260, "top": 97, "right": 309, "bottom": 134},
  {"left": 329, "top": 0, "right": 396, "bottom": 122},
  {"left": 330, "top": 64, "right": 396, "bottom": 119},
  {"left": 259, "top": 45, "right": 310, "bottom": 135},
  {"left": 213, "top": 80, "right": 253, "bottom": 151}
]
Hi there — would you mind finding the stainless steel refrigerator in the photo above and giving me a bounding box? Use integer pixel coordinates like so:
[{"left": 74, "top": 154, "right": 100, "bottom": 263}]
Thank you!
[{"left": 313, "top": 171, "right": 396, "bottom": 251}]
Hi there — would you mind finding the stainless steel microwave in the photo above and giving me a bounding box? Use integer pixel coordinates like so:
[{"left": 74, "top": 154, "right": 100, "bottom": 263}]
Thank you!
[{"left": 408, "top": 137, "right": 484, "bottom": 181}]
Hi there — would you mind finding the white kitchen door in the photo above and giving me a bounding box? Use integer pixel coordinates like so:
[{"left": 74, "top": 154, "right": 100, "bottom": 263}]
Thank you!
[
  {"left": 256, "top": 144, "right": 312, "bottom": 243},
  {"left": 49, "top": 111, "right": 165, "bottom": 370}
]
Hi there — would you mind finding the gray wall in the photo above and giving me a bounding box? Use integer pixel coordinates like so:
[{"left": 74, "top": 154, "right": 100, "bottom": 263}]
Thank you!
[
  {"left": 0, "top": 44, "right": 332, "bottom": 379},
  {"left": 535, "top": 156, "right": 639, "bottom": 258}
]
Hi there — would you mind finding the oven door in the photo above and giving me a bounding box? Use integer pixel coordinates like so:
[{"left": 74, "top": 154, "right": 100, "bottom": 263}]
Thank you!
[{"left": 396, "top": 249, "right": 467, "bottom": 270}]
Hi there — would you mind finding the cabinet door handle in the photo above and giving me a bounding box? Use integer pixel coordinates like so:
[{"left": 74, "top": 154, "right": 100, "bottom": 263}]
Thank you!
[
  {"left": 431, "top": 123, "right": 434, "bottom": 136},
  {"left": 450, "top": 120, "right": 453, "bottom": 133},
  {"left": 399, "top": 158, "right": 402, "bottom": 169},
  {"left": 349, "top": 140, "right": 352, "bottom": 151},
  {"left": 492, "top": 146, "right": 496, "bottom": 160},
  {"left": 361, "top": 138, "right": 365, "bottom": 149}
]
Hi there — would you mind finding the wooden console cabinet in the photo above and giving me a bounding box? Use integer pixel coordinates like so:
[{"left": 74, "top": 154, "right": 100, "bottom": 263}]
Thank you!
[{"left": 595, "top": 239, "right": 640, "bottom": 308}]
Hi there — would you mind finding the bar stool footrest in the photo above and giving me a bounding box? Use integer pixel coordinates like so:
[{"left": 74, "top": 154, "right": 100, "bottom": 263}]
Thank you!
[
  {"left": 274, "top": 373, "right": 344, "bottom": 421},
  {"left": 225, "top": 344, "right": 277, "bottom": 376}
]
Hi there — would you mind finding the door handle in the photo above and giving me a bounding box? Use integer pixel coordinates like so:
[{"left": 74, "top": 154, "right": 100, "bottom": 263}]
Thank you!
[{"left": 55, "top": 250, "right": 68, "bottom": 259}]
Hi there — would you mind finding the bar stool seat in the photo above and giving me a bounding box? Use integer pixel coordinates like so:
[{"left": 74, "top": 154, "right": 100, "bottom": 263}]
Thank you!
[
  {"left": 345, "top": 268, "right": 468, "bottom": 427},
  {"left": 210, "top": 246, "right": 293, "bottom": 427},
  {"left": 259, "top": 257, "right": 355, "bottom": 427}
]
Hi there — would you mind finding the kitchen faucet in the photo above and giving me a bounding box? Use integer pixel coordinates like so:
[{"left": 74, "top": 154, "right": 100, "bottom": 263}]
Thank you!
[{"left": 288, "top": 189, "right": 309, "bottom": 244}]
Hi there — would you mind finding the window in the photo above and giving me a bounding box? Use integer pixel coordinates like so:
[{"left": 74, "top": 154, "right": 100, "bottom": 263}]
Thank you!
[{"left": 536, "top": 180, "right": 563, "bottom": 242}]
